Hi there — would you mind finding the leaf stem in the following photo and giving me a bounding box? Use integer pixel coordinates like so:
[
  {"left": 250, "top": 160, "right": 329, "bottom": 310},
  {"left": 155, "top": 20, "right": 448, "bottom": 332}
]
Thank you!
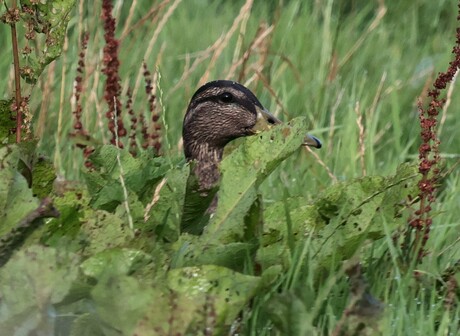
[{"left": 9, "top": 0, "right": 22, "bottom": 143}]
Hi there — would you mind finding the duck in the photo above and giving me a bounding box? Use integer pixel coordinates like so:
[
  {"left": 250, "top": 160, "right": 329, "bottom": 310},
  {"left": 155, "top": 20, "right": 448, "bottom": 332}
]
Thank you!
[{"left": 181, "top": 80, "right": 321, "bottom": 233}]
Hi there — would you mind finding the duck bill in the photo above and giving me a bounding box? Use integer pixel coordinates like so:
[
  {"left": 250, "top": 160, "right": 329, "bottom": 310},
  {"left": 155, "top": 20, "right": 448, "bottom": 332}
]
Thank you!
[
  {"left": 303, "top": 134, "right": 322, "bottom": 148},
  {"left": 251, "top": 106, "right": 322, "bottom": 149}
]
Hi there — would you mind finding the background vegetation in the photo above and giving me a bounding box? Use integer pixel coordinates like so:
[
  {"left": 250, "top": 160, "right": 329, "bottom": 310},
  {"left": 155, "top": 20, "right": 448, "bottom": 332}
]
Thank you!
[{"left": 0, "top": 0, "right": 459, "bottom": 335}]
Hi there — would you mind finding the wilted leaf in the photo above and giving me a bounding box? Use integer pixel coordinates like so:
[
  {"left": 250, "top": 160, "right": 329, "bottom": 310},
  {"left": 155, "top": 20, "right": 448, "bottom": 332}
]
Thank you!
[{"left": 16, "top": 0, "right": 77, "bottom": 84}]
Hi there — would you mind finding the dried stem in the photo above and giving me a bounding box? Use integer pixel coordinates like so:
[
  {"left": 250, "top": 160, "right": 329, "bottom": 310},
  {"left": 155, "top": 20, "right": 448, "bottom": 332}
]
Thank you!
[
  {"left": 132, "top": 0, "right": 182, "bottom": 99},
  {"left": 6, "top": 1, "right": 23, "bottom": 143},
  {"left": 354, "top": 101, "right": 366, "bottom": 176},
  {"left": 113, "top": 98, "right": 134, "bottom": 233},
  {"left": 305, "top": 146, "right": 338, "bottom": 183},
  {"left": 199, "top": 0, "right": 254, "bottom": 85}
]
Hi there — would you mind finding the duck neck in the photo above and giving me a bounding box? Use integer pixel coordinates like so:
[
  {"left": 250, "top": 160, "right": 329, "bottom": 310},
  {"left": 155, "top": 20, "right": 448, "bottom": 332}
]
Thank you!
[{"left": 186, "top": 142, "right": 224, "bottom": 191}]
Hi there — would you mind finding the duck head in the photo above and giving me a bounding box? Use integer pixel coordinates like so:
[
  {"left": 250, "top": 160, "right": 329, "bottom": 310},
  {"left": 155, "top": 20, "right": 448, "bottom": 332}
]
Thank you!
[{"left": 183, "top": 80, "right": 321, "bottom": 162}]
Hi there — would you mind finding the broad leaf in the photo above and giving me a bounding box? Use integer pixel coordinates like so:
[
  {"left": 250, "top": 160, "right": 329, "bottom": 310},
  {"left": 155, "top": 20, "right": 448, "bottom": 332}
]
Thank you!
[
  {"left": 0, "top": 245, "right": 79, "bottom": 334},
  {"left": 84, "top": 145, "right": 170, "bottom": 211},
  {"left": 172, "top": 234, "right": 256, "bottom": 271},
  {"left": 81, "top": 248, "right": 153, "bottom": 279},
  {"left": 203, "top": 117, "right": 309, "bottom": 243},
  {"left": 0, "top": 146, "right": 39, "bottom": 234},
  {"left": 256, "top": 163, "right": 419, "bottom": 270},
  {"left": 168, "top": 265, "right": 261, "bottom": 331}
]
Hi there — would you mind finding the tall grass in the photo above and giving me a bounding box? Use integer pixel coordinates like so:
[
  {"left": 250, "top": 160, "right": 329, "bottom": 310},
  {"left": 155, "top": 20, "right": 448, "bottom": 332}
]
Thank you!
[
  {"left": 24, "top": 1, "right": 458, "bottom": 181},
  {"left": 2, "top": 0, "right": 458, "bottom": 334}
]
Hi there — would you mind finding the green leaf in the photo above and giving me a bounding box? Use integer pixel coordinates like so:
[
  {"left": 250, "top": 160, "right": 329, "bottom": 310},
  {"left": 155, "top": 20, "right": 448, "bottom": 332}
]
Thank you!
[
  {"left": 81, "top": 248, "right": 153, "bottom": 279},
  {"left": 84, "top": 145, "right": 171, "bottom": 211},
  {"left": 142, "top": 165, "right": 189, "bottom": 242},
  {"left": 203, "top": 117, "right": 308, "bottom": 243},
  {"left": 0, "top": 145, "right": 50, "bottom": 265},
  {"left": 90, "top": 273, "right": 196, "bottom": 336},
  {"left": 40, "top": 190, "right": 90, "bottom": 250},
  {"left": 256, "top": 163, "right": 419, "bottom": 271},
  {"left": 0, "top": 245, "right": 79, "bottom": 333},
  {"left": 91, "top": 275, "right": 156, "bottom": 335},
  {"left": 69, "top": 314, "right": 105, "bottom": 336},
  {"left": 0, "top": 99, "right": 15, "bottom": 144},
  {"left": 310, "top": 163, "right": 419, "bottom": 268},
  {"left": 80, "top": 209, "right": 133, "bottom": 256},
  {"left": 168, "top": 265, "right": 261, "bottom": 329},
  {"left": 0, "top": 146, "right": 39, "bottom": 231},
  {"left": 131, "top": 291, "right": 198, "bottom": 336},
  {"left": 172, "top": 234, "right": 256, "bottom": 271},
  {"left": 265, "top": 292, "right": 316, "bottom": 336},
  {"left": 31, "top": 157, "right": 56, "bottom": 198}
]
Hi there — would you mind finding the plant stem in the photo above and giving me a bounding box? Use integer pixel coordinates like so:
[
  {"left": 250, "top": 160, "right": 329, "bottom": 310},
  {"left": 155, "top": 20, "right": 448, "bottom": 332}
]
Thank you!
[{"left": 10, "top": 0, "right": 22, "bottom": 143}]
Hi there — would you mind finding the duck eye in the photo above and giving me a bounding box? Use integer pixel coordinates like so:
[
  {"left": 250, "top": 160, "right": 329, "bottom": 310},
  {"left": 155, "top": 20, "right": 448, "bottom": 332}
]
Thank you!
[
  {"left": 219, "top": 92, "right": 234, "bottom": 103},
  {"left": 267, "top": 117, "right": 276, "bottom": 125}
]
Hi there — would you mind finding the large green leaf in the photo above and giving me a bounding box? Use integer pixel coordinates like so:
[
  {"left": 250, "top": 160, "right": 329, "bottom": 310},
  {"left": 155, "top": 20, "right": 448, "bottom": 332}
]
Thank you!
[
  {"left": 91, "top": 274, "right": 158, "bottom": 335},
  {"left": 256, "top": 163, "right": 419, "bottom": 270},
  {"left": 142, "top": 165, "right": 189, "bottom": 242},
  {"left": 0, "top": 245, "right": 79, "bottom": 334},
  {"left": 168, "top": 265, "right": 261, "bottom": 332},
  {"left": 0, "top": 145, "right": 58, "bottom": 266},
  {"left": 0, "top": 146, "right": 39, "bottom": 233},
  {"left": 131, "top": 290, "right": 198, "bottom": 336},
  {"left": 84, "top": 146, "right": 170, "bottom": 210},
  {"left": 81, "top": 248, "right": 153, "bottom": 279},
  {"left": 172, "top": 233, "right": 256, "bottom": 271},
  {"left": 80, "top": 209, "right": 133, "bottom": 256},
  {"left": 202, "top": 117, "right": 309, "bottom": 243},
  {"left": 41, "top": 190, "right": 91, "bottom": 251},
  {"left": 310, "top": 162, "right": 418, "bottom": 268}
]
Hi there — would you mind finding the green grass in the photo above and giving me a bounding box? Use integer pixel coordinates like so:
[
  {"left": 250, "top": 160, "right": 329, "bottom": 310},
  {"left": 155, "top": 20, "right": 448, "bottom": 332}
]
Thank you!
[{"left": 1, "top": 0, "right": 459, "bottom": 335}]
